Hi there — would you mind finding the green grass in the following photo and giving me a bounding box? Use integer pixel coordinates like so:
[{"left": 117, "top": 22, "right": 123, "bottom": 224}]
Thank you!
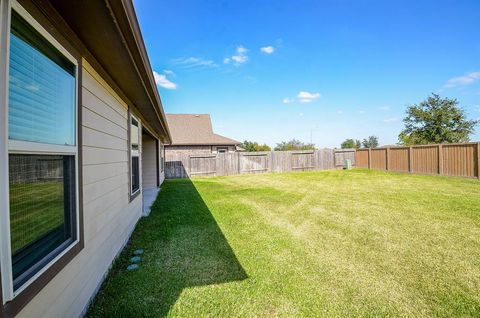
[
  {"left": 87, "top": 169, "right": 480, "bottom": 317},
  {"left": 9, "top": 181, "right": 64, "bottom": 253}
]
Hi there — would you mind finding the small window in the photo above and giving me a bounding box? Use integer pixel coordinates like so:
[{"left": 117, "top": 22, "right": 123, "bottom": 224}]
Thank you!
[
  {"left": 217, "top": 147, "right": 228, "bottom": 153},
  {"left": 130, "top": 116, "right": 140, "bottom": 195}
]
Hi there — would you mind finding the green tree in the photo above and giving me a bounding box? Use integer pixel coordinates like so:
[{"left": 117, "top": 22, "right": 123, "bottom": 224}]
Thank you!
[
  {"left": 274, "top": 139, "right": 315, "bottom": 151},
  {"left": 399, "top": 94, "right": 478, "bottom": 145},
  {"left": 341, "top": 139, "right": 361, "bottom": 149},
  {"left": 240, "top": 140, "right": 271, "bottom": 152},
  {"left": 362, "top": 135, "right": 379, "bottom": 148}
]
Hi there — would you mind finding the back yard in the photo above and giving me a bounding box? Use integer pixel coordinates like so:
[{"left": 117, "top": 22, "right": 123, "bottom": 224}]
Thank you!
[{"left": 87, "top": 169, "right": 480, "bottom": 317}]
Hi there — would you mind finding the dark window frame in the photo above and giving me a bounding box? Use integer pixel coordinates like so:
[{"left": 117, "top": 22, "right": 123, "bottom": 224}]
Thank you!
[{"left": 128, "top": 111, "right": 141, "bottom": 202}]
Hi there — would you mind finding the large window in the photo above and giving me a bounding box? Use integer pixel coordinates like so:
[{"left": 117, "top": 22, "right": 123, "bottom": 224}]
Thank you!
[
  {"left": 130, "top": 115, "right": 140, "bottom": 196},
  {"left": 0, "top": 4, "right": 79, "bottom": 300}
]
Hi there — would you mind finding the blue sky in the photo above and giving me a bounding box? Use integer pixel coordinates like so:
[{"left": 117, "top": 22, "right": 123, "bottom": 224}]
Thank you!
[{"left": 134, "top": 0, "right": 480, "bottom": 148}]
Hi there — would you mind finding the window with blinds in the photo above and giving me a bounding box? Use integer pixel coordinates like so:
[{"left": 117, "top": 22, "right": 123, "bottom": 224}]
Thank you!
[
  {"left": 6, "top": 10, "right": 78, "bottom": 292},
  {"left": 9, "top": 11, "right": 76, "bottom": 146}
]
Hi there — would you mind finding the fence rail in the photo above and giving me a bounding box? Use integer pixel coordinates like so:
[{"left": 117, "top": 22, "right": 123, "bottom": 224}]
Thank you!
[
  {"left": 165, "top": 149, "right": 355, "bottom": 179},
  {"left": 356, "top": 142, "right": 480, "bottom": 178}
]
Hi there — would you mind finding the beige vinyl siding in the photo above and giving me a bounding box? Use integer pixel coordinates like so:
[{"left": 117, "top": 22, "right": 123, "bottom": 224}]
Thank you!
[
  {"left": 17, "top": 61, "right": 143, "bottom": 318},
  {"left": 213, "top": 145, "right": 236, "bottom": 153},
  {"left": 165, "top": 145, "right": 237, "bottom": 157},
  {"left": 142, "top": 133, "right": 157, "bottom": 188}
]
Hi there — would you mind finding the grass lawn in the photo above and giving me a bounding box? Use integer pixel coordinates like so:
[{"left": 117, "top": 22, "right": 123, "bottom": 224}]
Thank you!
[
  {"left": 9, "top": 181, "right": 64, "bottom": 253},
  {"left": 87, "top": 169, "right": 480, "bottom": 317}
]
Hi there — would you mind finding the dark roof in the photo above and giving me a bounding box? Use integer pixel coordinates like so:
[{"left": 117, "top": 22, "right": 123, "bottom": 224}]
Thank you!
[{"left": 166, "top": 114, "right": 240, "bottom": 146}]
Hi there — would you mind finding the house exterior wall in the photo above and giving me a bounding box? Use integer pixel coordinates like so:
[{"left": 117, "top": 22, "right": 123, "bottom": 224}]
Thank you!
[
  {"left": 212, "top": 145, "right": 236, "bottom": 154},
  {"left": 17, "top": 62, "right": 143, "bottom": 318},
  {"left": 165, "top": 145, "right": 236, "bottom": 158},
  {"left": 142, "top": 133, "right": 157, "bottom": 188}
]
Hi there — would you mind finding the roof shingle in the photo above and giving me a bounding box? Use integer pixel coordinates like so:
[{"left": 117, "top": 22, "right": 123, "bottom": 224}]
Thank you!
[{"left": 166, "top": 114, "right": 240, "bottom": 145}]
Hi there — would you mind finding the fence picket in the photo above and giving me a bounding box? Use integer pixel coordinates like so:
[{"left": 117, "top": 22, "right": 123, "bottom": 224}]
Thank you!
[{"left": 165, "top": 148, "right": 349, "bottom": 179}]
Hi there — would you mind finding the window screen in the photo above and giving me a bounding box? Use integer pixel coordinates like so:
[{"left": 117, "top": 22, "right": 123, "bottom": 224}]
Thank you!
[
  {"left": 8, "top": 11, "right": 76, "bottom": 146},
  {"left": 9, "top": 154, "right": 76, "bottom": 289}
]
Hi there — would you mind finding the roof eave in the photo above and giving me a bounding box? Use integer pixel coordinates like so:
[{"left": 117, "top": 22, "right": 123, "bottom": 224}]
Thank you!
[
  {"left": 48, "top": 0, "right": 171, "bottom": 143},
  {"left": 110, "top": 0, "right": 172, "bottom": 143}
]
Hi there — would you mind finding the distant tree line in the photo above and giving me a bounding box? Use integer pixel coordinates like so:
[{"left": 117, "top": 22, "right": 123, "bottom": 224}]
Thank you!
[
  {"left": 340, "top": 136, "right": 379, "bottom": 149},
  {"left": 274, "top": 139, "right": 315, "bottom": 151},
  {"left": 240, "top": 140, "right": 271, "bottom": 152},
  {"left": 240, "top": 139, "right": 315, "bottom": 152}
]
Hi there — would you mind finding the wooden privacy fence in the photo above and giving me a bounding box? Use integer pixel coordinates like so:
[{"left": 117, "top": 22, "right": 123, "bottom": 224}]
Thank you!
[
  {"left": 165, "top": 149, "right": 355, "bottom": 179},
  {"left": 356, "top": 142, "right": 480, "bottom": 178}
]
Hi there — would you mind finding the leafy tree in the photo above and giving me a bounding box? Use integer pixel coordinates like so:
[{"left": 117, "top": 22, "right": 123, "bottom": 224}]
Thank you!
[
  {"left": 240, "top": 140, "right": 271, "bottom": 152},
  {"left": 362, "top": 135, "right": 379, "bottom": 148},
  {"left": 341, "top": 139, "right": 361, "bottom": 149},
  {"left": 274, "top": 139, "right": 315, "bottom": 151},
  {"left": 399, "top": 94, "right": 478, "bottom": 145}
]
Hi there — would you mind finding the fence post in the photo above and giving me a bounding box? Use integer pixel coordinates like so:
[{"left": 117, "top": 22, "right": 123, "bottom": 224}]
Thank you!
[
  {"left": 386, "top": 147, "right": 390, "bottom": 171},
  {"left": 438, "top": 144, "right": 443, "bottom": 175},
  {"left": 477, "top": 142, "right": 480, "bottom": 179},
  {"left": 368, "top": 148, "right": 372, "bottom": 169},
  {"left": 408, "top": 146, "right": 413, "bottom": 173}
]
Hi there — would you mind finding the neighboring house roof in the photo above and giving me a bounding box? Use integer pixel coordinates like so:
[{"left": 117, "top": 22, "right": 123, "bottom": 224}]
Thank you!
[
  {"left": 166, "top": 114, "right": 241, "bottom": 146},
  {"left": 49, "top": 0, "right": 171, "bottom": 143}
]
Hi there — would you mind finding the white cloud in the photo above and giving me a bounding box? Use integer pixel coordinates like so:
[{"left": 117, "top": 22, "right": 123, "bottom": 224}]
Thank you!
[
  {"left": 153, "top": 71, "right": 177, "bottom": 90},
  {"left": 283, "top": 98, "right": 294, "bottom": 104},
  {"left": 260, "top": 46, "right": 275, "bottom": 54},
  {"left": 171, "top": 57, "right": 217, "bottom": 69},
  {"left": 236, "top": 46, "right": 247, "bottom": 54},
  {"left": 225, "top": 46, "right": 249, "bottom": 66},
  {"left": 379, "top": 106, "right": 390, "bottom": 111},
  {"left": 383, "top": 118, "right": 399, "bottom": 123},
  {"left": 444, "top": 71, "right": 480, "bottom": 88},
  {"left": 299, "top": 113, "right": 304, "bottom": 117},
  {"left": 164, "top": 69, "right": 175, "bottom": 76},
  {"left": 357, "top": 110, "right": 366, "bottom": 114},
  {"left": 336, "top": 110, "right": 344, "bottom": 115},
  {"left": 297, "top": 91, "right": 321, "bottom": 103}
]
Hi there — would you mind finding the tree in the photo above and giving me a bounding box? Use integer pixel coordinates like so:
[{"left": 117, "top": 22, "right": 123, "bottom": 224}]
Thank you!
[
  {"left": 362, "top": 135, "right": 379, "bottom": 148},
  {"left": 399, "top": 94, "right": 478, "bottom": 145},
  {"left": 240, "top": 140, "right": 271, "bottom": 152},
  {"left": 341, "top": 139, "right": 361, "bottom": 149},
  {"left": 274, "top": 139, "right": 315, "bottom": 151}
]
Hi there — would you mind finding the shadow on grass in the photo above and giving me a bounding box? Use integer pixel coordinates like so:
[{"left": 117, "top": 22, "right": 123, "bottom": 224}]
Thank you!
[{"left": 87, "top": 178, "right": 247, "bottom": 317}]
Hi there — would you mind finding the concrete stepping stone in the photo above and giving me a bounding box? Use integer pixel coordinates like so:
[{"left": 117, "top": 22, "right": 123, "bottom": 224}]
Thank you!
[
  {"left": 133, "top": 249, "right": 144, "bottom": 255},
  {"left": 127, "top": 264, "right": 139, "bottom": 271},
  {"left": 130, "top": 256, "right": 141, "bottom": 263}
]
